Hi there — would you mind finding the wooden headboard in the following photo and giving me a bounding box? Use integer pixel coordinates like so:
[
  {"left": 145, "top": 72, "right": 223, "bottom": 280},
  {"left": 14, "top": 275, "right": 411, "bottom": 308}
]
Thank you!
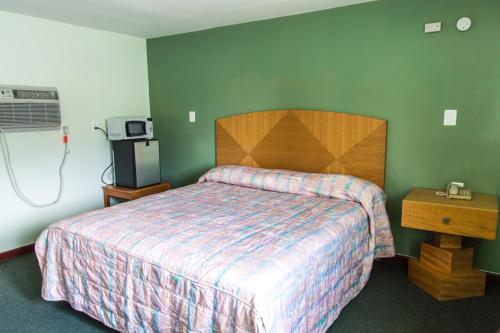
[{"left": 216, "top": 110, "right": 387, "bottom": 188}]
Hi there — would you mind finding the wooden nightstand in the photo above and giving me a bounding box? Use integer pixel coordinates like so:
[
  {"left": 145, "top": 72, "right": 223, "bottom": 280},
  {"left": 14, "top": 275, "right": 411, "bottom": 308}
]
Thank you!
[
  {"left": 102, "top": 182, "right": 171, "bottom": 207},
  {"left": 402, "top": 188, "right": 498, "bottom": 301}
]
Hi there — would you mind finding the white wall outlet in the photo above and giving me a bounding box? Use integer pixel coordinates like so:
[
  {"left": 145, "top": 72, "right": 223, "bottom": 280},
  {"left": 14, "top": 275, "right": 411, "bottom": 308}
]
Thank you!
[
  {"left": 189, "top": 111, "right": 196, "bottom": 123},
  {"left": 90, "top": 120, "right": 101, "bottom": 132},
  {"left": 444, "top": 109, "right": 457, "bottom": 126},
  {"left": 424, "top": 22, "right": 442, "bottom": 33}
]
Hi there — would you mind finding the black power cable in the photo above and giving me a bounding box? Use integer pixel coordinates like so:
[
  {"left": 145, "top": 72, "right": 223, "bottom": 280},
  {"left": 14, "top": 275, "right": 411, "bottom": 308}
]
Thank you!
[
  {"left": 94, "top": 126, "right": 108, "bottom": 138},
  {"left": 94, "top": 126, "right": 113, "bottom": 185},
  {"left": 100, "top": 162, "right": 113, "bottom": 186}
]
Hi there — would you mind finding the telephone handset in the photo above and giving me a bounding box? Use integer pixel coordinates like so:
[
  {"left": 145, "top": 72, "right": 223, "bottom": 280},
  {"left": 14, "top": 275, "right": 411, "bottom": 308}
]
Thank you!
[{"left": 436, "top": 182, "right": 472, "bottom": 200}]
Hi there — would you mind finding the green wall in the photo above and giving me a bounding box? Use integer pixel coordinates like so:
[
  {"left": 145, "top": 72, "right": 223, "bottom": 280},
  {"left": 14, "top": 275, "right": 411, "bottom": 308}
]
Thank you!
[{"left": 147, "top": 0, "right": 500, "bottom": 273}]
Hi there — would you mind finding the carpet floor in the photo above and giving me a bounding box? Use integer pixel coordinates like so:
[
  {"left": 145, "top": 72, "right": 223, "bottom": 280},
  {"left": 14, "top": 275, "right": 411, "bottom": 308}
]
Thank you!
[{"left": 0, "top": 253, "right": 499, "bottom": 332}]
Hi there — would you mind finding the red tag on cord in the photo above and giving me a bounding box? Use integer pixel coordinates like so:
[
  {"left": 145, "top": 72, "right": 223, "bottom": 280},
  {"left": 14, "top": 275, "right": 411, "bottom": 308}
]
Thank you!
[{"left": 63, "top": 135, "right": 68, "bottom": 144}]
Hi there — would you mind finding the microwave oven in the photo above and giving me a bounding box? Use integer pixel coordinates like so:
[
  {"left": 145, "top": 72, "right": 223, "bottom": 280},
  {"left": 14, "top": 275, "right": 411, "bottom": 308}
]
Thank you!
[{"left": 106, "top": 117, "right": 153, "bottom": 141}]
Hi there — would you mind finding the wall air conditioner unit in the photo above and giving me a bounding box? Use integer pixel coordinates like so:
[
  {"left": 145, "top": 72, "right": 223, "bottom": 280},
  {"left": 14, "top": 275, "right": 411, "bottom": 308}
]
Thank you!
[{"left": 0, "top": 85, "right": 61, "bottom": 132}]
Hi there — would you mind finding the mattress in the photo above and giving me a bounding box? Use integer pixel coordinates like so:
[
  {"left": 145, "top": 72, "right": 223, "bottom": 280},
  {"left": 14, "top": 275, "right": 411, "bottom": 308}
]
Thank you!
[{"left": 36, "top": 166, "right": 394, "bottom": 333}]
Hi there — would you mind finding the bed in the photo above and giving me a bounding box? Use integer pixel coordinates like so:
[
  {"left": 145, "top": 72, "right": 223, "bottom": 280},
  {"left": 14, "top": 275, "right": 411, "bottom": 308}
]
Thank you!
[{"left": 36, "top": 110, "right": 395, "bottom": 333}]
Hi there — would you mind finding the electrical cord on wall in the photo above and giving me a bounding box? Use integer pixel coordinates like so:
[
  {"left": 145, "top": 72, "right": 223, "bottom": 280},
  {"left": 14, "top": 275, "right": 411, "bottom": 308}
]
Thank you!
[
  {"left": 101, "top": 162, "right": 113, "bottom": 185},
  {"left": 94, "top": 126, "right": 114, "bottom": 186},
  {"left": 0, "top": 127, "right": 69, "bottom": 208},
  {"left": 94, "top": 126, "right": 108, "bottom": 138}
]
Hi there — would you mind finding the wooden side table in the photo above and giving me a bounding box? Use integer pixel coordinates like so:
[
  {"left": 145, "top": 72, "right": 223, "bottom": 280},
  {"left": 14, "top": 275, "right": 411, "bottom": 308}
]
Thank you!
[
  {"left": 102, "top": 182, "right": 172, "bottom": 207},
  {"left": 402, "top": 188, "right": 498, "bottom": 301}
]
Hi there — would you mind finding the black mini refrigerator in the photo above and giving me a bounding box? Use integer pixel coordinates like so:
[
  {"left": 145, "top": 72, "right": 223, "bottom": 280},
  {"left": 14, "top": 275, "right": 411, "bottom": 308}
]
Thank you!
[{"left": 112, "top": 139, "right": 160, "bottom": 188}]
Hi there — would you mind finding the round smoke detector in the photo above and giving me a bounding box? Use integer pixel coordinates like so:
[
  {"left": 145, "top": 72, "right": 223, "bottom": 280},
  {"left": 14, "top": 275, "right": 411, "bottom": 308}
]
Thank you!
[{"left": 456, "top": 17, "right": 472, "bottom": 32}]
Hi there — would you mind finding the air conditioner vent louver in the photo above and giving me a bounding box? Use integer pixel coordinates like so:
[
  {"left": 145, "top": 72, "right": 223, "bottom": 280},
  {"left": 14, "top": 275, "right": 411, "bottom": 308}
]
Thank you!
[{"left": 0, "top": 85, "right": 61, "bottom": 132}]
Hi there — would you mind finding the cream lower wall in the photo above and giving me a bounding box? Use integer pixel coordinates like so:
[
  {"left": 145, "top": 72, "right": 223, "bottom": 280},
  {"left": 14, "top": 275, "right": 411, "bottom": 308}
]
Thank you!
[{"left": 0, "top": 11, "right": 150, "bottom": 252}]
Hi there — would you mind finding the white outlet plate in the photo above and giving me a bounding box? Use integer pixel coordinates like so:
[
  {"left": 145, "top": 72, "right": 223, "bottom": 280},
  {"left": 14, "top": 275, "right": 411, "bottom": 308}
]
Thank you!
[
  {"left": 444, "top": 109, "right": 457, "bottom": 126},
  {"left": 90, "top": 120, "right": 101, "bottom": 132},
  {"left": 424, "top": 22, "right": 442, "bottom": 33}
]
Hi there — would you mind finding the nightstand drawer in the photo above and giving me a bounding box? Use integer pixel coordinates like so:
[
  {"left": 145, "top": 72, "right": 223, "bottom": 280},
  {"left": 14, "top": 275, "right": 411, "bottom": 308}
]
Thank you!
[{"left": 402, "top": 200, "right": 497, "bottom": 240}]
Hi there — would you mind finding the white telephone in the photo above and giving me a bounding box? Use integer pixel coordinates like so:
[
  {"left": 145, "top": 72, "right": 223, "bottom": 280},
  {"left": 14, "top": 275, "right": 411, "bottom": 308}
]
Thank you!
[{"left": 436, "top": 182, "right": 472, "bottom": 200}]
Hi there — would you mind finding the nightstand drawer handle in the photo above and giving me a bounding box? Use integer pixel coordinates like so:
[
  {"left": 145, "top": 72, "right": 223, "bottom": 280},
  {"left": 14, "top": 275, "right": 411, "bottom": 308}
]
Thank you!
[{"left": 442, "top": 217, "right": 450, "bottom": 224}]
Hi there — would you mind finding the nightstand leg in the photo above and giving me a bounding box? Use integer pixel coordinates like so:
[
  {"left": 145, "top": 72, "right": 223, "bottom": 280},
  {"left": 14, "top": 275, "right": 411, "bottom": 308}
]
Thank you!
[
  {"left": 408, "top": 233, "right": 485, "bottom": 301},
  {"left": 433, "top": 233, "right": 462, "bottom": 249},
  {"left": 104, "top": 194, "right": 111, "bottom": 208}
]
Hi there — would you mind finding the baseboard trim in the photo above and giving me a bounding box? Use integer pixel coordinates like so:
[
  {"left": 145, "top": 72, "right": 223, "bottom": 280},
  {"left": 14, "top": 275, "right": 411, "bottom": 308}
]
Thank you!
[
  {"left": 0, "top": 243, "right": 35, "bottom": 261},
  {"left": 486, "top": 272, "right": 500, "bottom": 284}
]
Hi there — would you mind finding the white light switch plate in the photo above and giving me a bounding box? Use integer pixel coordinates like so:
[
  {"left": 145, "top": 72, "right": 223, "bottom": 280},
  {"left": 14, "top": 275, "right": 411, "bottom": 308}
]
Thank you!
[
  {"left": 444, "top": 109, "right": 457, "bottom": 126},
  {"left": 189, "top": 111, "right": 196, "bottom": 123},
  {"left": 424, "top": 22, "right": 442, "bottom": 33}
]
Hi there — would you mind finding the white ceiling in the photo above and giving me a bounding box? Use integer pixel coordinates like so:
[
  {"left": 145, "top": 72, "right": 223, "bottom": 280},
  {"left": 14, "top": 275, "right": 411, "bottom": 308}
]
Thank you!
[{"left": 0, "top": 0, "right": 375, "bottom": 38}]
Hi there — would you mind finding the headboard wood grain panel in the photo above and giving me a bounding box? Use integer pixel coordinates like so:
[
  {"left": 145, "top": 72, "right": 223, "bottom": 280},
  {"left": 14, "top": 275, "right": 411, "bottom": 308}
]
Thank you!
[{"left": 216, "top": 110, "right": 387, "bottom": 188}]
